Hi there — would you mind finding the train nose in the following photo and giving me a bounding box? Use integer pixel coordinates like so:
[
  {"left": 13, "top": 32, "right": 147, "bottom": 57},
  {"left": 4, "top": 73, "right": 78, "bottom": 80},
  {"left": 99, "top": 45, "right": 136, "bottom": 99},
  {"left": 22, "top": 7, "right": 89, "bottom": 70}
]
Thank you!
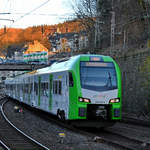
[
  {"left": 86, "top": 104, "right": 109, "bottom": 120},
  {"left": 114, "top": 108, "right": 120, "bottom": 117}
]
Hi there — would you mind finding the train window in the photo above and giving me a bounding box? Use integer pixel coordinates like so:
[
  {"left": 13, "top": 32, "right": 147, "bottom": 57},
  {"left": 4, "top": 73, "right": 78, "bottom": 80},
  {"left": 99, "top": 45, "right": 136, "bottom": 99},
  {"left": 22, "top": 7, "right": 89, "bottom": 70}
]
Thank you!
[
  {"left": 53, "top": 80, "right": 62, "bottom": 95},
  {"left": 21, "top": 84, "right": 23, "bottom": 92},
  {"left": 24, "top": 84, "right": 26, "bottom": 93},
  {"left": 80, "top": 62, "right": 117, "bottom": 91},
  {"left": 46, "top": 82, "right": 48, "bottom": 89},
  {"left": 58, "top": 81, "right": 62, "bottom": 94},
  {"left": 53, "top": 81, "right": 55, "bottom": 94},
  {"left": 69, "top": 72, "right": 74, "bottom": 87},
  {"left": 24, "top": 84, "right": 26, "bottom": 94},
  {"left": 41, "top": 82, "right": 49, "bottom": 96},
  {"left": 34, "top": 82, "right": 38, "bottom": 95},
  {"left": 41, "top": 83, "right": 44, "bottom": 96},
  {"left": 55, "top": 81, "right": 57, "bottom": 94},
  {"left": 25, "top": 84, "right": 28, "bottom": 93},
  {"left": 11, "top": 85, "right": 13, "bottom": 92},
  {"left": 45, "top": 82, "right": 48, "bottom": 97},
  {"left": 66, "top": 75, "right": 68, "bottom": 86},
  {"left": 29, "top": 83, "right": 33, "bottom": 94}
]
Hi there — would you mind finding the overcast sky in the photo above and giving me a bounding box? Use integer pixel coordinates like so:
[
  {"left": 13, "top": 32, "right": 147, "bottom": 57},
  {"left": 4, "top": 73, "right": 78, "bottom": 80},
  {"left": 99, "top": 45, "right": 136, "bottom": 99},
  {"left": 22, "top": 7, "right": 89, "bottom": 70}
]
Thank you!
[{"left": 0, "top": 0, "right": 74, "bottom": 28}]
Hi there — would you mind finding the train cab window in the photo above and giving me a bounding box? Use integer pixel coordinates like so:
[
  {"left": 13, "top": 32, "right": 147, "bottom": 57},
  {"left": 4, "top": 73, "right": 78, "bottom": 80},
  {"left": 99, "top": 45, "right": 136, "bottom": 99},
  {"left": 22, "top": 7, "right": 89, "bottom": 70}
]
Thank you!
[
  {"left": 80, "top": 62, "right": 117, "bottom": 91},
  {"left": 69, "top": 72, "right": 74, "bottom": 87}
]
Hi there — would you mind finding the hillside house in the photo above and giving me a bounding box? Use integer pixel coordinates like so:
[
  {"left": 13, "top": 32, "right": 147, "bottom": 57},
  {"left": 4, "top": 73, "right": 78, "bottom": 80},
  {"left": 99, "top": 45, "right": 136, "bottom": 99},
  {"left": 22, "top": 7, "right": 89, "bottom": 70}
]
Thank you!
[
  {"left": 23, "top": 40, "right": 55, "bottom": 63},
  {"left": 49, "top": 31, "right": 88, "bottom": 53}
]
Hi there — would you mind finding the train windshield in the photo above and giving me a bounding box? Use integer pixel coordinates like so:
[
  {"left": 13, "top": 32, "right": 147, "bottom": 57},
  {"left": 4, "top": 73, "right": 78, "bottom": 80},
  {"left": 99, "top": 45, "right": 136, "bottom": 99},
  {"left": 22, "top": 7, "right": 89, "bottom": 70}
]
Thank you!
[{"left": 80, "top": 62, "right": 117, "bottom": 91}]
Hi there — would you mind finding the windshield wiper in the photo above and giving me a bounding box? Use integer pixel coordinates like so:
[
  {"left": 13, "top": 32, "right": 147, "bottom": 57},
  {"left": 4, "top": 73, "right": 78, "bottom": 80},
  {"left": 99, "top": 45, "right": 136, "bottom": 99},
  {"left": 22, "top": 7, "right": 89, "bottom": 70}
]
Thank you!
[{"left": 106, "top": 72, "right": 112, "bottom": 88}]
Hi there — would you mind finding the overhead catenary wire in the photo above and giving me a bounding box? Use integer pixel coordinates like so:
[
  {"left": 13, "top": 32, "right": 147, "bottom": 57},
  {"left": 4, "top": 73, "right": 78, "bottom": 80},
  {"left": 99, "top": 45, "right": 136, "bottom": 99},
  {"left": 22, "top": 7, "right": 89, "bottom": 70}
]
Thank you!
[
  {"left": 9, "top": 0, "right": 51, "bottom": 27},
  {"left": 10, "top": 13, "right": 75, "bottom": 17},
  {"left": 0, "top": 0, "right": 51, "bottom": 40},
  {"left": 2, "top": 0, "right": 10, "bottom": 13},
  {"left": 0, "top": 18, "right": 14, "bottom": 22}
]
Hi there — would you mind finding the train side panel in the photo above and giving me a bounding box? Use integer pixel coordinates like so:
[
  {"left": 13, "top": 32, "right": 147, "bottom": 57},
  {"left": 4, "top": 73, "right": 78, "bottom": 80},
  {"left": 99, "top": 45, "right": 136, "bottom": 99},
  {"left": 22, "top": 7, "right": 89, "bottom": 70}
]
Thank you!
[
  {"left": 5, "top": 54, "right": 122, "bottom": 127},
  {"left": 39, "top": 74, "right": 49, "bottom": 111}
]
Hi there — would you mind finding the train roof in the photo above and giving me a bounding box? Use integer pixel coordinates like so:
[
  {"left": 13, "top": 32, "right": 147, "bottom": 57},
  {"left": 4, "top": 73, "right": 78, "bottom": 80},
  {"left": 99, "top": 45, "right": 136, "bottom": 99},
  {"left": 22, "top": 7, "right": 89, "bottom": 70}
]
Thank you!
[
  {"left": 35, "top": 54, "right": 114, "bottom": 75},
  {"left": 5, "top": 54, "right": 115, "bottom": 82}
]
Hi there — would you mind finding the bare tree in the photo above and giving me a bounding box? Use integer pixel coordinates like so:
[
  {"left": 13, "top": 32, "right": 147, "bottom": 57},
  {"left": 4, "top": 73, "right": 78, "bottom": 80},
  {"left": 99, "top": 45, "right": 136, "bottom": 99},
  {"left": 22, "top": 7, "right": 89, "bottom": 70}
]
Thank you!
[
  {"left": 71, "top": 0, "right": 97, "bottom": 48},
  {"left": 71, "top": 0, "right": 97, "bottom": 29}
]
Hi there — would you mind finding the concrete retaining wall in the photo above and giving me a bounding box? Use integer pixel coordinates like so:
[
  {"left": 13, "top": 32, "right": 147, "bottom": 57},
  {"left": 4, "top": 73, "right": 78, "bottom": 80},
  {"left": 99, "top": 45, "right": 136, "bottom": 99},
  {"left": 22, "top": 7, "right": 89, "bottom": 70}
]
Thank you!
[{"left": 101, "top": 48, "right": 150, "bottom": 115}]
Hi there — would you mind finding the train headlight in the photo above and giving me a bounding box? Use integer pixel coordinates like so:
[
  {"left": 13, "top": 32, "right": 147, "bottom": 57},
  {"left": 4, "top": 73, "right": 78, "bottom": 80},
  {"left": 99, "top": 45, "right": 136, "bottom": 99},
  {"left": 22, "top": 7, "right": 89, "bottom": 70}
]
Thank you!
[
  {"left": 109, "top": 98, "right": 120, "bottom": 103},
  {"left": 79, "top": 97, "right": 91, "bottom": 103}
]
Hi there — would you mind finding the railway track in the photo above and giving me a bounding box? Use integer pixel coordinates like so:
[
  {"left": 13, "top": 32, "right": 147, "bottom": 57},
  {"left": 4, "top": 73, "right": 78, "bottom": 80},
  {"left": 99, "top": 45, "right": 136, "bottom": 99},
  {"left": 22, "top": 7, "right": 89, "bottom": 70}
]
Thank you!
[
  {"left": 2, "top": 98, "right": 128, "bottom": 150},
  {"left": 97, "top": 129, "right": 150, "bottom": 150},
  {"left": 3, "top": 97, "right": 150, "bottom": 150},
  {"left": 0, "top": 99, "right": 50, "bottom": 150},
  {"left": 122, "top": 116, "right": 150, "bottom": 127},
  {"left": 34, "top": 107, "right": 150, "bottom": 150}
]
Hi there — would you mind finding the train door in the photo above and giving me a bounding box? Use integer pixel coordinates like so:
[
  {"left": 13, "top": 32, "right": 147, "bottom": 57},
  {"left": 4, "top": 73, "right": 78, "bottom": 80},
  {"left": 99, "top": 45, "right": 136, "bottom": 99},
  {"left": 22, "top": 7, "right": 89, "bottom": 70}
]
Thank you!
[
  {"left": 20, "top": 77, "right": 24, "bottom": 102},
  {"left": 52, "top": 72, "right": 69, "bottom": 119},
  {"left": 40, "top": 74, "right": 49, "bottom": 111},
  {"left": 14, "top": 84, "right": 16, "bottom": 98},
  {"left": 22, "top": 79, "right": 25, "bottom": 102},
  {"left": 10, "top": 84, "right": 13, "bottom": 98},
  {"left": 26, "top": 76, "right": 33, "bottom": 105},
  {"left": 62, "top": 72, "right": 69, "bottom": 119},
  {"left": 24, "top": 77, "right": 28, "bottom": 104},
  {"left": 18, "top": 78, "right": 21, "bottom": 100},
  {"left": 30, "top": 76, "right": 34, "bottom": 106},
  {"left": 20, "top": 79, "right": 24, "bottom": 102},
  {"left": 38, "top": 76, "right": 41, "bottom": 107},
  {"left": 52, "top": 73, "right": 60, "bottom": 114},
  {"left": 14, "top": 82, "right": 17, "bottom": 99},
  {"left": 33, "top": 76, "right": 38, "bottom": 107},
  {"left": 28, "top": 77, "right": 30, "bottom": 104}
]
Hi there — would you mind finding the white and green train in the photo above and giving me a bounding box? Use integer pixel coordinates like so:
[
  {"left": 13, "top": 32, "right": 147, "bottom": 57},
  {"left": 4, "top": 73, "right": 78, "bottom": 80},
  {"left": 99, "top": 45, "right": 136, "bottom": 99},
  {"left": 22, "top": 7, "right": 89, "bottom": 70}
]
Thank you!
[{"left": 5, "top": 54, "right": 122, "bottom": 127}]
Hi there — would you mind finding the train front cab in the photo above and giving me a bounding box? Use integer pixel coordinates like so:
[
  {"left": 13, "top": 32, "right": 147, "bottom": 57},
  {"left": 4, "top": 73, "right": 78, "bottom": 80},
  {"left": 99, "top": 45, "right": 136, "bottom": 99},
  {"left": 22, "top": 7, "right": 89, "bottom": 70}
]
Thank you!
[{"left": 68, "top": 55, "right": 122, "bottom": 127}]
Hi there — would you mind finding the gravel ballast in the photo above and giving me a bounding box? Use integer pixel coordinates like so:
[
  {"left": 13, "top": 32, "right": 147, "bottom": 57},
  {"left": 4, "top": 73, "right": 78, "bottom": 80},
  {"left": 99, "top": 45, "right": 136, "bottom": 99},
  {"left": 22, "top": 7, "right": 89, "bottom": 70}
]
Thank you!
[{"left": 3, "top": 99, "right": 119, "bottom": 150}]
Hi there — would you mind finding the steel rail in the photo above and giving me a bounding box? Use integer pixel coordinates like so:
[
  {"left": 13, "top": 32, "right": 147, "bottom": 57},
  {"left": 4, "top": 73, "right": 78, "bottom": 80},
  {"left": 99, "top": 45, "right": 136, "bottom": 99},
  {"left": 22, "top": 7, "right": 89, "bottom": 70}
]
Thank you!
[
  {"left": 1, "top": 100, "right": 50, "bottom": 150},
  {"left": 122, "top": 116, "right": 150, "bottom": 127},
  {"left": 0, "top": 139, "right": 10, "bottom": 150}
]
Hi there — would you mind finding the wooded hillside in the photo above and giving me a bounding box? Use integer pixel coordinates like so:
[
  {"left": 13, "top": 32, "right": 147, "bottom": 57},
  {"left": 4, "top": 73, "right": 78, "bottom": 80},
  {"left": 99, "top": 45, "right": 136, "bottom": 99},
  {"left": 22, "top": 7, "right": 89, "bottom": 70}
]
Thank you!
[{"left": 0, "top": 20, "right": 84, "bottom": 56}]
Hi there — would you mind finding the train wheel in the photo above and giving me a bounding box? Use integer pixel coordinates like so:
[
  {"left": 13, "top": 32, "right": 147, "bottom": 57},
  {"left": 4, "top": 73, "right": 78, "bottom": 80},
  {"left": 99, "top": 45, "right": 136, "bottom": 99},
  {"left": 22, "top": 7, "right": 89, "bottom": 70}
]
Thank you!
[
  {"left": 57, "top": 109, "right": 65, "bottom": 121},
  {"left": 60, "top": 110, "right": 65, "bottom": 121},
  {"left": 57, "top": 109, "right": 61, "bottom": 119}
]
